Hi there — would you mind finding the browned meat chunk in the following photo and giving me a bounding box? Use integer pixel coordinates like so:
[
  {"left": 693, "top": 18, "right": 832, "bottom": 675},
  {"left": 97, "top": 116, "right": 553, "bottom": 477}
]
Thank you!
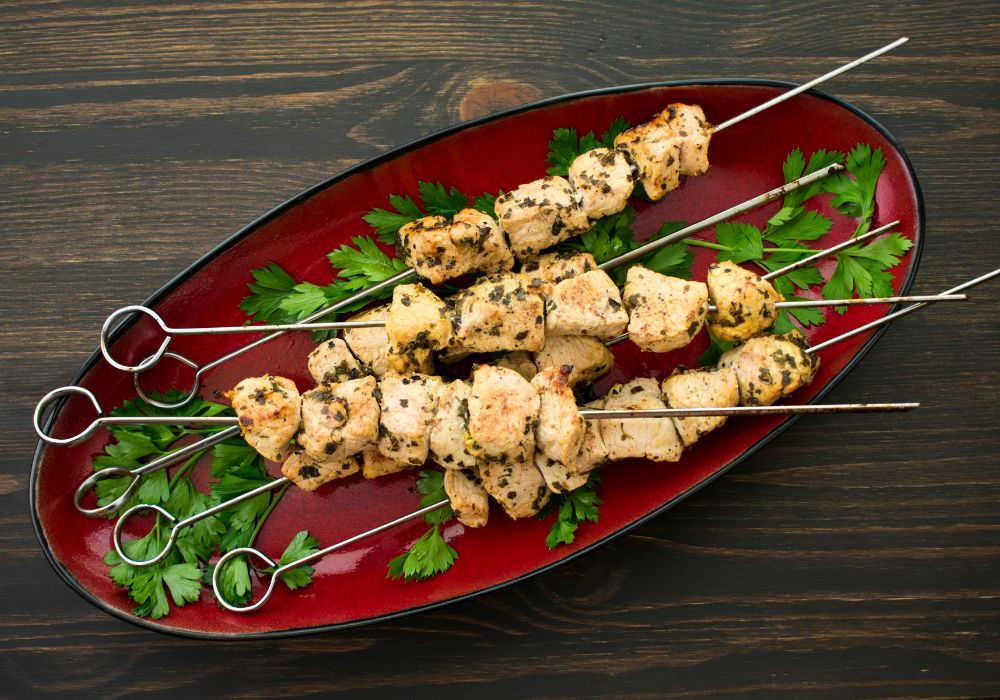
[
  {"left": 227, "top": 375, "right": 300, "bottom": 462},
  {"left": 342, "top": 305, "right": 392, "bottom": 377},
  {"left": 467, "top": 365, "right": 540, "bottom": 466},
  {"left": 444, "top": 467, "right": 489, "bottom": 528},
  {"left": 361, "top": 447, "right": 412, "bottom": 479},
  {"left": 495, "top": 351, "right": 537, "bottom": 381},
  {"left": 533, "top": 334, "right": 614, "bottom": 387},
  {"left": 452, "top": 274, "right": 545, "bottom": 353},
  {"left": 600, "top": 378, "right": 683, "bottom": 462},
  {"left": 386, "top": 283, "right": 453, "bottom": 373},
  {"left": 298, "top": 376, "right": 380, "bottom": 462},
  {"left": 567, "top": 147, "right": 634, "bottom": 219},
  {"left": 429, "top": 380, "right": 478, "bottom": 470},
  {"left": 479, "top": 457, "right": 551, "bottom": 519},
  {"left": 398, "top": 209, "right": 514, "bottom": 285},
  {"left": 706, "top": 262, "right": 783, "bottom": 342},
  {"left": 545, "top": 270, "right": 629, "bottom": 338},
  {"left": 378, "top": 372, "right": 443, "bottom": 466},
  {"left": 495, "top": 176, "right": 589, "bottom": 259},
  {"left": 661, "top": 366, "right": 740, "bottom": 446},
  {"left": 624, "top": 266, "right": 708, "bottom": 352},
  {"left": 282, "top": 450, "right": 361, "bottom": 491},
  {"left": 531, "top": 365, "right": 585, "bottom": 465},
  {"left": 660, "top": 103, "right": 712, "bottom": 177},
  {"left": 518, "top": 250, "right": 597, "bottom": 298},
  {"left": 717, "top": 331, "right": 820, "bottom": 406},
  {"left": 614, "top": 117, "right": 682, "bottom": 201},
  {"left": 307, "top": 338, "right": 367, "bottom": 385}
]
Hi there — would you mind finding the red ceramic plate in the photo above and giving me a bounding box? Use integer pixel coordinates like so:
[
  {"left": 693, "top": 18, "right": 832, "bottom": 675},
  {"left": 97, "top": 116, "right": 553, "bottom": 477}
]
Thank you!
[{"left": 31, "top": 80, "right": 923, "bottom": 638}]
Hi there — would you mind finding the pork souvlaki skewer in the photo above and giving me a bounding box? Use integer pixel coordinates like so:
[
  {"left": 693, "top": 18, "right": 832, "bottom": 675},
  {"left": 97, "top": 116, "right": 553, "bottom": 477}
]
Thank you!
[
  {"left": 96, "top": 38, "right": 907, "bottom": 408},
  {"left": 105, "top": 264, "right": 977, "bottom": 571}
]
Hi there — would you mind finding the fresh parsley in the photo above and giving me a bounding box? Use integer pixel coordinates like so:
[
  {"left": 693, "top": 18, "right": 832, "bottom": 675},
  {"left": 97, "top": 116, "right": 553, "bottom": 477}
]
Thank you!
[
  {"left": 537, "top": 473, "right": 603, "bottom": 549},
  {"left": 362, "top": 181, "right": 499, "bottom": 244},
  {"left": 387, "top": 470, "right": 458, "bottom": 581},
  {"left": 546, "top": 117, "right": 632, "bottom": 176}
]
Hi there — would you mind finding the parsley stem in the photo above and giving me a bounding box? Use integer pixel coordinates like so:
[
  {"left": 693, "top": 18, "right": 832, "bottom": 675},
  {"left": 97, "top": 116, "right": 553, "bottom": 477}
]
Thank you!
[
  {"left": 168, "top": 449, "right": 208, "bottom": 486},
  {"left": 685, "top": 239, "right": 824, "bottom": 255},
  {"left": 248, "top": 481, "right": 292, "bottom": 547}
]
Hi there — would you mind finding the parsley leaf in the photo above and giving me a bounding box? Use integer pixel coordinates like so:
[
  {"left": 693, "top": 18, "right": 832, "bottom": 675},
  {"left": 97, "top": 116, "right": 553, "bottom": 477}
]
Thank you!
[
  {"left": 825, "top": 144, "right": 886, "bottom": 236},
  {"left": 473, "top": 191, "right": 499, "bottom": 218},
  {"left": 387, "top": 470, "right": 458, "bottom": 581},
  {"left": 415, "top": 469, "right": 454, "bottom": 525},
  {"left": 238, "top": 263, "right": 297, "bottom": 326},
  {"left": 715, "top": 222, "right": 764, "bottom": 265},
  {"left": 821, "top": 232, "right": 912, "bottom": 312},
  {"left": 362, "top": 181, "right": 489, "bottom": 244},
  {"left": 699, "top": 331, "right": 739, "bottom": 366},
  {"left": 277, "top": 531, "right": 321, "bottom": 590},
  {"left": 601, "top": 116, "right": 631, "bottom": 148},
  {"left": 362, "top": 193, "right": 423, "bottom": 243},
  {"left": 538, "top": 473, "right": 602, "bottom": 549},
  {"left": 418, "top": 182, "right": 467, "bottom": 216},
  {"left": 546, "top": 127, "right": 601, "bottom": 176}
]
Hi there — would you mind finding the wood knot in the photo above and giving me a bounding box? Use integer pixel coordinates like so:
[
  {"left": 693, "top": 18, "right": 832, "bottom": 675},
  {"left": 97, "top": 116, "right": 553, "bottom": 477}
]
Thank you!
[{"left": 459, "top": 80, "right": 543, "bottom": 121}]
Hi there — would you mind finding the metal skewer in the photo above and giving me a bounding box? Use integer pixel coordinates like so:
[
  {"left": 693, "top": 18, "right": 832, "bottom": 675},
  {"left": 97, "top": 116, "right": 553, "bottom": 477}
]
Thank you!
[
  {"left": 713, "top": 37, "right": 909, "bottom": 132},
  {"left": 113, "top": 400, "right": 919, "bottom": 569},
  {"left": 204, "top": 400, "right": 918, "bottom": 613},
  {"left": 104, "top": 38, "right": 909, "bottom": 408}
]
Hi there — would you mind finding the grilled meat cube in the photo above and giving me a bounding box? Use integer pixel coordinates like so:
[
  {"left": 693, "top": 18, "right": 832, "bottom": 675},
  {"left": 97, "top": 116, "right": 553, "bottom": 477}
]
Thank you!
[
  {"left": 534, "top": 334, "right": 614, "bottom": 387},
  {"left": 494, "top": 176, "right": 589, "bottom": 259},
  {"left": 545, "top": 270, "right": 629, "bottom": 337},
  {"left": 706, "top": 262, "right": 783, "bottom": 341},
  {"left": 444, "top": 467, "right": 489, "bottom": 528},
  {"left": 518, "top": 250, "right": 597, "bottom": 298},
  {"left": 227, "top": 375, "right": 300, "bottom": 462},
  {"left": 660, "top": 103, "right": 712, "bottom": 176},
  {"left": 535, "top": 453, "right": 589, "bottom": 494},
  {"left": 531, "top": 365, "right": 585, "bottom": 465},
  {"left": 600, "top": 378, "right": 683, "bottom": 462},
  {"left": 343, "top": 304, "right": 391, "bottom": 377},
  {"left": 386, "top": 283, "right": 453, "bottom": 373},
  {"left": 361, "top": 447, "right": 412, "bottom": 478},
  {"left": 378, "top": 372, "right": 444, "bottom": 466},
  {"left": 398, "top": 209, "right": 514, "bottom": 286},
  {"left": 298, "top": 376, "right": 380, "bottom": 462},
  {"left": 281, "top": 450, "right": 361, "bottom": 491},
  {"left": 569, "top": 148, "right": 635, "bottom": 220},
  {"left": 452, "top": 274, "right": 545, "bottom": 353},
  {"left": 495, "top": 350, "right": 537, "bottom": 381},
  {"left": 479, "top": 456, "right": 551, "bottom": 519},
  {"left": 467, "top": 365, "right": 540, "bottom": 466},
  {"left": 568, "top": 147, "right": 634, "bottom": 219},
  {"left": 614, "top": 117, "right": 682, "bottom": 201},
  {"left": 661, "top": 366, "right": 740, "bottom": 446},
  {"left": 307, "top": 338, "right": 367, "bottom": 385},
  {"left": 576, "top": 398, "right": 610, "bottom": 475},
  {"left": 429, "top": 380, "right": 478, "bottom": 470},
  {"left": 623, "top": 266, "right": 708, "bottom": 352},
  {"left": 717, "top": 331, "right": 820, "bottom": 406}
]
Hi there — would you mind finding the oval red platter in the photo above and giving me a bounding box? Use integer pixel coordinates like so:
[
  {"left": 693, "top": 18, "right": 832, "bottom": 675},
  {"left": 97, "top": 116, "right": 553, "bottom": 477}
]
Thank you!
[{"left": 30, "top": 80, "right": 924, "bottom": 638}]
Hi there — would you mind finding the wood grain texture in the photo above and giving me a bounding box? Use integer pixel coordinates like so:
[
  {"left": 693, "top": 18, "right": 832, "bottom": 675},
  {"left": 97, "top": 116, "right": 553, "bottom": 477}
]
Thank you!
[{"left": 2, "top": 1, "right": 999, "bottom": 697}]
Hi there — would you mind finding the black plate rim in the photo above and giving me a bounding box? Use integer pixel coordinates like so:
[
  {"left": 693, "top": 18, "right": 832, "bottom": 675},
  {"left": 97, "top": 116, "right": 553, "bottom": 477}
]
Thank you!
[{"left": 29, "top": 77, "right": 925, "bottom": 639}]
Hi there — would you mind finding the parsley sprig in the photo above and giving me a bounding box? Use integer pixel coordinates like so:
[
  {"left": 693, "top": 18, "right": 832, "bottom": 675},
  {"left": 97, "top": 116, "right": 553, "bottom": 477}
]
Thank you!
[
  {"left": 546, "top": 117, "right": 631, "bottom": 176},
  {"left": 387, "top": 470, "right": 458, "bottom": 581},
  {"left": 362, "top": 181, "right": 500, "bottom": 244},
  {"left": 537, "top": 473, "right": 603, "bottom": 548}
]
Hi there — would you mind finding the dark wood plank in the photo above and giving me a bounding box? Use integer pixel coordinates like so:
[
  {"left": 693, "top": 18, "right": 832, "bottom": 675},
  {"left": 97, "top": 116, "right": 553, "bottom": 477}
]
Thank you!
[{"left": 1, "top": 1, "right": 998, "bottom": 697}]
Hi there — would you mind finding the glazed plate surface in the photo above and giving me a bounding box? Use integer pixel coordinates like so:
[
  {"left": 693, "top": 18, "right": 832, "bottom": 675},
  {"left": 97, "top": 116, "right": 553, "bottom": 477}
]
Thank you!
[{"left": 31, "top": 80, "right": 923, "bottom": 637}]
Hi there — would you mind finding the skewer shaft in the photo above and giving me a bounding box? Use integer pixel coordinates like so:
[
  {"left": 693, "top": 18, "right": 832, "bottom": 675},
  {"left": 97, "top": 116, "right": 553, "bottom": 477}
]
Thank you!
[
  {"left": 761, "top": 221, "right": 899, "bottom": 280},
  {"left": 599, "top": 164, "right": 843, "bottom": 272},
  {"left": 580, "top": 403, "right": 918, "bottom": 419},
  {"left": 714, "top": 37, "right": 909, "bottom": 132},
  {"left": 173, "top": 320, "right": 385, "bottom": 335},
  {"left": 807, "top": 268, "right": 1000, "bottom": 354}
]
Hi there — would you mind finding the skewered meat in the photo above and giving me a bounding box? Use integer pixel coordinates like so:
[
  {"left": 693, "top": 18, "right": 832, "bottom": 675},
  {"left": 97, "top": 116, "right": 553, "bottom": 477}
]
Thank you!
[
  {"left": 281, "top": 450, "right": 362, "bottom": 491},
  {"left": 661, "top": 366, "right": 740, "bottom": 446},
  {"left": 361, "top": 447, "right": 412, "bottom": 479},
  {"left": 660, "top": 103, "right": 712, "bottom": 177},
  {"left": 226, "top": 375, "right": 300, "bottom": 462},
  {"left": 535, "top": 398, "right": 608, "bottom": 493},
  {"left": 443, "top": 467, "right": 489, "bottom": 528},
  {"left": 386, "top": 283, "right": 453, "bottom": 373},
  {"left": 623, "top": 266, "right": 709, "bottom": 352},
  {"left": 451, "top": 274, "right": 545, "bottom": 354},
  {"left": 429, "top": 380, "right": 478, "bottom": 470},
  {"left": 467, "top": 365, "right": 540, "bottom": 465},
  {"left": 307, "top": 338, "right": 367, "bottom": 385},
  {"left": 298, "top": 376, "right": 380, "bottom": 462},
  {"left": 545, "top": 270, "right": 629, "bottom": 337},
  {"left": 706, "top": 262, "right": 783, "bottom": 341},
  {"left": 378, "top": 372, "right": 444, "bottom": 466},
  {"left": 568, "top": 147, "right": 634, "bottom": 219},
  {"left": 494, "top": 176, "right": 589, "bottom": 259},
  {"left": 614, "top": 117, "right": 681, "bottom": 201},
  {"left": 600, "top": 378, "right": 683, "bottom": 462},
  {"left": 342, "top": 304, "right": 393, "bottom": 377},
  {"left": 533, "top": 334, "right": 614, "bottom": 387},
  {"left": 717, "top": 331, "right": 820, "bottom": 406},
  {"left": 479, "top": 457, "right": 551, "bottom": 519},
  {"left": 531, "top": 365, "right": 585, "bottom": 465},
  {"left": 495, "top": 350, "right": 537, "bottom": 381},
  {"left": 518, "top": 250, "right": 597, "bottom": 298},
  {"left": 535, "top": 453, "right": 589, "bottom": 494},
  {"left": 397, "top": 209, "right": 514, "bottom": 286}
]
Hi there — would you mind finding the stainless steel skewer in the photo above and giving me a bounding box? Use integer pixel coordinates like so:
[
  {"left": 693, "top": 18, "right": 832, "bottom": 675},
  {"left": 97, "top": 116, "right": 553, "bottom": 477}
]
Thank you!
[
  {"left": 205, "top": 400, "right": 919, "bottom": 613},
  {"left": 107, "top": 37, "right": 909, "bottom": 409},
  {"left": 113, "top": 401, "right": 919, "bottom": 569}
]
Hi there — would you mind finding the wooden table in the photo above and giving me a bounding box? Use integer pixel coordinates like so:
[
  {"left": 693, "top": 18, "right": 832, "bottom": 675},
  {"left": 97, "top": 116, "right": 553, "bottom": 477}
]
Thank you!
[{"left": 3, "top": 2, "right": 998, "bottom": 696}]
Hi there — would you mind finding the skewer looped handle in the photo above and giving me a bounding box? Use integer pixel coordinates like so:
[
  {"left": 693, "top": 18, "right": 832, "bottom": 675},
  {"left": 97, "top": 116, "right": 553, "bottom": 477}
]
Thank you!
[
  {"left": 113, "top": 503, "right": 181, "bottom": 567},
  {"left": 34, "top": 386, "right": 105, "bottom": 446},
  {"left": 212, "top": 548, "right": 282, "bottom": 613},
  {"left": 132, "top": 351, "right": 202, "bottom": 410},
  {"left": 101, "top": 306, "right": 174, "bottom": 373}
]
